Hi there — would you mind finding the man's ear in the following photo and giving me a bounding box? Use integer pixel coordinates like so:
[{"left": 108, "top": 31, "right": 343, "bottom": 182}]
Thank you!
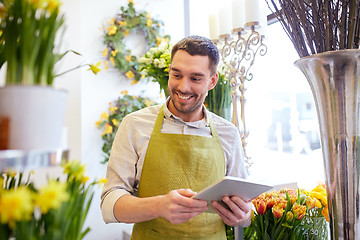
[{"left": 208, "top": 72, "right": 219, "bottom": 91}]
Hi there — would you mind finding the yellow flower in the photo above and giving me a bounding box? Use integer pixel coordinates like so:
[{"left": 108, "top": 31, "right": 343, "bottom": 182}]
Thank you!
[
  {"left": 81, "top": 176, "right": 90, "bottom": 184},
  {"left": 35, "top": 180, "right": 69, "bottom": 214},
  {"left": 132, "top": 96, "right": 139, "bottom": 99},
  {"left": 112, "top": 119, "right": 119, "bottom": 126},
  {"left": 110, "top": 57, "right": 115, "bottom": 66},
  {"left": 102, "top": 48, "right": 108, "bottom": 57},
  {"left": 146, "top": 12, "right": 151, "bottom": 19},
  {"left": 107, "top": 25, "right": 117, "bottom": 35},
  {"left": 145, "top": 99, "right": 154, "bottom": 107},
  {"left": 146, "top": 19, "right": 153, "bottom": 27},
  {"left": 121, "top": 90, "right": 128, "bottom": 95},
  {"left": 89, "top": 62, "right": 101, "bottom": 75},
  {"left": 46, "top": 0, "right": 60, "bottom": 14},
  {"left": 97, "top": 178, "right": 107, "bottom": 188},
  {"left": 118, "top": 20, "right": 126, "bottom": 26},
  {"left": 103, "top": 60, "right": 109, "bottom": 70},
  {"left": 101, "top": 111, "right": 109, "bottom": 120},
  {"left": 111, "top": 49, "right": 118, "bottom": 57},
  {"left": 0, "top": 186, "right": 34, "bottom": 226},
  {"left": 131, "top": 79, "right": 139, "bottom": 85},
  {"left": 124, "top": 30, "right": 129, "bottom": 36},
  {"left": 125, "top": 55, "right": 132, "bottom": 62},
  {"left": 95, "top": 120, "right": 102, "bottom": 128},
  {"left": 141, "top": 74, "right": 145, "bottom": 79},
  {"left": 109, "top": 106, "right": 118, "bottom": 114},
  {"left": 125, "top": 71, "right": 135, "bottom": 79},
  {"left": 107, "top": 18, "right": 115, "bottom": 25},
  {"left": 128, "top": 0, "right": 134, "bottom": 4},
  {"left": 62, "top": 160, "right": 86, "bottom": 181},
  {"left": 102, "top": 123, "right": 113, "bottom": 136}
]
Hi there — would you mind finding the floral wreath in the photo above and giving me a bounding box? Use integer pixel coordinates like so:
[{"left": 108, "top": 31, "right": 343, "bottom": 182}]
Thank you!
[{"left": 102, "top": 0, "right": 169, "bottom": 84}]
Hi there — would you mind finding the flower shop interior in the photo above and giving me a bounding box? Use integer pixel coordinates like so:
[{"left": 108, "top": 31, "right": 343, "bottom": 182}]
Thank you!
[{"left": 3, "top": 0, "right": 359, "bottom": 239}]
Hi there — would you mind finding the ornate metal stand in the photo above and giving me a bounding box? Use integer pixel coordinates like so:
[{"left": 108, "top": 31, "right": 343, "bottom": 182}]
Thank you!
[{"left": 216, "top": 23, "right": 267, "bottom": 170}]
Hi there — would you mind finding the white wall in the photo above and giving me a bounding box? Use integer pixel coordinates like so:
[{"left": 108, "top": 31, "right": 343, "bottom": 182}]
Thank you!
[{"left": 55, "top": 0, "right": 185, "bottom": 239}]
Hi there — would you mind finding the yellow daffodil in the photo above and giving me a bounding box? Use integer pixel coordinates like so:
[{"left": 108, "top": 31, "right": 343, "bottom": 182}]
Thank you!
[
  {"left": 0, "top": 186, "right": 34, "bottom": 226},
  {"left": 89, "top": 62, "right": 101, "bottom": 75},
  {"left": 109, "top": 106, "right": 118, "bottom": 114},
  {"left": 110, "top": 57, "right": 115, "bottom": 66},
  {"left": 141, "top": 74, "right": 145, "bottom": 79},
  {"left": 62, "top": 160, "right": 86, "bottom": 181},
  {"left": 112, "top": 119, "right": 119, "bottom": 126},
  {"left": 46, "top": 0, "right": 60, "bottom": 14},
  {"left": 146, "top": 12, "right": 151, "bottom": 19},
  {"left": 128, "top": 0, "right": 134, "bottom": 4},
  {"left": 125, "top": 55, "right": 132, "bottom": 62},
  {"left": 102, "top": 49, "right": 108, "bottom": 57},
  {"left": 107, "top": 25, "right": 117, "bottom": 35},
  {"left": 146, "top": 19, "right": 153, "bottom": 27},
  {"left": 34, "top": 180, "right": 69, "bottom": 214},
  {"left": 121, "top": 90, "right": 128, "bottom": 95},
  {"left": 132, "top": 96, "right": 138, "bottom": 99},
  {"left": 111, "top": 49, "right": 118, "bottom": 57},
  {"left": 125, "top": 71, "right": 135, "bottom": 79},
  {"left": 101, "top": 111, "right": 109, "bottom": 120},
  {"left": 81, "top": 176, "right": 90, "bottom": 184},
  {"left": 124, "top": 30, "right": 129, "bottom": 36},
  {"left": 102, "top": 123, "right": 113, "bottom": 136}
]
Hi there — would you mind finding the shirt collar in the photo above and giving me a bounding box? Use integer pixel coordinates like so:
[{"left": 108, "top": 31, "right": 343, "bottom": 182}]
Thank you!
[{"left": 164, "top": 97, "right": 210, "bottom": 128}]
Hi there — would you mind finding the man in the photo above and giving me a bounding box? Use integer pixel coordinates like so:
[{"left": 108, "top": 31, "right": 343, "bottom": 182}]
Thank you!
[{"left": 101, "top": 35, "right": 251, "bottom": 239}]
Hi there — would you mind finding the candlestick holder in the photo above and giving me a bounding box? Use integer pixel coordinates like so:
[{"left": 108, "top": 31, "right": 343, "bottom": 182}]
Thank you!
[{"left": 215, "top": 23, "right": 267, "bottom": 170}]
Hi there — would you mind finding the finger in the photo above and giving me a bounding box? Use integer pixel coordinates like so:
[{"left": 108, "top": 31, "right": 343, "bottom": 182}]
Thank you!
[
  {"left": 211, "top": 201, "right": 233, "bottom": 225},
  {"left": 230, "top": 196, "right": 252, "bottom": 213},
  {"left": 177, "top": 188, "right": 197, "bottom": 197}
]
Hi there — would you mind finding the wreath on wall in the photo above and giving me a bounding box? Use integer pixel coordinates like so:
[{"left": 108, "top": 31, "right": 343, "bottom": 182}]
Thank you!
[{"left": 103, "top": 0, "right": 170, "bottom": 84}]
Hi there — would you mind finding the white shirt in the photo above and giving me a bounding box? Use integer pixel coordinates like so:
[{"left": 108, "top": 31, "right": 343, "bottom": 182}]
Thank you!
[{"left": 101, "top": 100, "right": 247, "bottom": 223}]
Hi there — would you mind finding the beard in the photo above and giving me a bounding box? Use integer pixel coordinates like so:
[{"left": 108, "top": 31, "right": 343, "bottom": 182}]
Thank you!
[{"left": 169, "top": 89, "right": 204, "bottom": 115}]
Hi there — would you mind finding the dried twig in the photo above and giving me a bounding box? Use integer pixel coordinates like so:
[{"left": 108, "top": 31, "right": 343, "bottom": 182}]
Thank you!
[{"left": 266, "top": 0, "right": 360, "bottom": 57}]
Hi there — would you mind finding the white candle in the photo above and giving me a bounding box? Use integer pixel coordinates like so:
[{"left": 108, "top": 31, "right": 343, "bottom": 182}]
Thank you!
[
  {"left": 232, "top": 0, "right": 245, "bottom": 30},
  {"left": 218, "top": 2, "right": 232, "bottom": 36},
  {"left": 245, "top": 0, "right": 260, "bottom": 25},
  {"left": 208, "top": 14, "right": 220, "bottom": 40}
]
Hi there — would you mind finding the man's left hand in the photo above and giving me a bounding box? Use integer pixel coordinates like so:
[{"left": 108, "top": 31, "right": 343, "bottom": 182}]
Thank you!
[{"left": 211, "top": 196, "right": 252, "bottom": 227}]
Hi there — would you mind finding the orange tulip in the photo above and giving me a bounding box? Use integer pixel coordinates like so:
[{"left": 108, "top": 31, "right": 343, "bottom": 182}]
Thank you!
[
  {"left": 273, "top": 205, "right": 285, "bottom": 219},
  {"left": 254, "top": 199, "right": 267, "bottom": 215},
  {"left": 293, "top": 203, "right": 306, "bottom": 220}
]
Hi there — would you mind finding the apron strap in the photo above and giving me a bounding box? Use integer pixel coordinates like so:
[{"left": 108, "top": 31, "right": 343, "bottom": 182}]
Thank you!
[{"left": 153, "top": 104, "right": 220, "bottom": 138}]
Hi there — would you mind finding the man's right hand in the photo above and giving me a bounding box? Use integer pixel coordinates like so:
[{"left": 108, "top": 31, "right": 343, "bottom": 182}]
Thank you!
[{"left": 159, "top": 189, "right": 209, "bottom": 224}]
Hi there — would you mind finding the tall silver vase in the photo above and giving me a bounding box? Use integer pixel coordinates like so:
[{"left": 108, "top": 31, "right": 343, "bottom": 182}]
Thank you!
[{"left": 295, "top": 49, "right": 360, "bottom": 240}]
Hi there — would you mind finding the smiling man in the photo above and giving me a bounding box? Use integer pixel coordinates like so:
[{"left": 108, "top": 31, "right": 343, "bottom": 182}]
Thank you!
[{"left": 101, "top": 36, "right": 251, "bottom": 239}]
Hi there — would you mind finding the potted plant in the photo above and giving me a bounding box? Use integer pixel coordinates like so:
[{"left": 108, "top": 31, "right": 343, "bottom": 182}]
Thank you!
[
  {"left": 0, "top": 0, "right": 99, "bottom": 151},
  {"left": 265, "top": 1, "right": 360, "bottom": 238}
]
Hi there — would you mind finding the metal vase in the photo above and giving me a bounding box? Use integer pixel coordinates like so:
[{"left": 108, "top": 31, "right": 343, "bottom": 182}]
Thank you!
[{"left": 295, "top": 49, "right": 360, "bottom": 239}]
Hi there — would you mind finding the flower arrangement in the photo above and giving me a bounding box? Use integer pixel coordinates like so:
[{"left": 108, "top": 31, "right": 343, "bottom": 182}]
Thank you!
[
  {"left": 0, "top": 0, "right": 99, "bottom": 86},
  {"left": 266, "top": 0, "right": 360, "bottom": 58},
  {"left": 96, "top": 92, "right": 156, "bottom": 164},
  {"left": 138, "top": 40, "right": 171, "bottom": 96},
  {"left": 102, "top": 0, "right": 169, "bottom": 84},
  {"left": 244, "top": 186, "right": 329, "bottom": 240},
  {"left": 0, "top": 160, "right": 106, "bottom": 240},
  {"left": 205, "top": 72, "right": 232, "bottom": 121}
]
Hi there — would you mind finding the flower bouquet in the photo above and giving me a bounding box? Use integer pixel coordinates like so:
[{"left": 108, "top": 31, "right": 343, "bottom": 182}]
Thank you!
[
  {"left": 138, "top": 40, "right": 171, "bottom": 97},
  {"left": 96, "top": 92, "right": 156, "bottom": 164},
  {"left": 0, "top": 160, "right": 106, "bottom": 240},
  {"left": 244, "top": 186, "right": 328, "bottom": 240}
]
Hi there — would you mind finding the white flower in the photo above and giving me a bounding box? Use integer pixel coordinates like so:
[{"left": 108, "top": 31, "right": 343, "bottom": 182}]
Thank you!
[{"left": 138, "top": 56, "right": 152, "bottom": 64}]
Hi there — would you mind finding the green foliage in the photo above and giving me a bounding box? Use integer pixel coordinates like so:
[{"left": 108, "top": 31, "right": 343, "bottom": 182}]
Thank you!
[
  {"left": 96, "top": 94, "right": 157, "bottom": 164},
  {"left": 206, "top": 73, "right": 232, "bottom": 121}
]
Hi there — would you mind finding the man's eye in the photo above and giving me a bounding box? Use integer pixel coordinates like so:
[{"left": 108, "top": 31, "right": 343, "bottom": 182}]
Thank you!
[
  {"left": 173, "top": 74, "right": 181, "bottom": 78},
  {"left": 191, "top": 77, "right": 201, "bottom": 81}
]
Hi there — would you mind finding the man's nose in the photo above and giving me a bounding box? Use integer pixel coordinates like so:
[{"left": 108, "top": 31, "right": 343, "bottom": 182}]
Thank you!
[{"left": 178, "top": 78, "right": 191, "bottom": 92}]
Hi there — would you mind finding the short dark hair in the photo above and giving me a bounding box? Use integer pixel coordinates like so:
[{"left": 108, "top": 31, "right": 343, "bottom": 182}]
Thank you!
[{"left": 171, "top": 35, "right": 219, "bottom": 75}]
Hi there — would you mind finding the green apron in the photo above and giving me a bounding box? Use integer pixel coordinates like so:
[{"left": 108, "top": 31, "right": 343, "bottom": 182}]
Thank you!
[{"left": 131, "top": 106, "right": 226, "bottom": 240}]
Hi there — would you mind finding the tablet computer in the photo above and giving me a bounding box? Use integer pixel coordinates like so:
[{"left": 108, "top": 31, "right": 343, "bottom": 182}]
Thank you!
[{"left": 192, "top": 176, "right": 273, "bottom": 213}]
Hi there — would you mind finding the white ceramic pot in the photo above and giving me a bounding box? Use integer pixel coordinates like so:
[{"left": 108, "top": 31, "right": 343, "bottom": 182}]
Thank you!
[{"left": 0, "top": 86, "right": 67, "bottom": 151}]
